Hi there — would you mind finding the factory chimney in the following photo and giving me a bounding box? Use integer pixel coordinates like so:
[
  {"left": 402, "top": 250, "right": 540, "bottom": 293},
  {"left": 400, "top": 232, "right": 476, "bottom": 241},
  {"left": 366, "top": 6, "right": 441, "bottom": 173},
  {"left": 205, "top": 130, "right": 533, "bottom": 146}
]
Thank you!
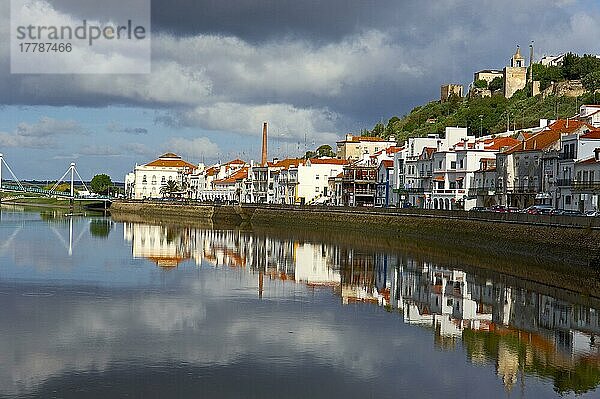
[{"left": 261, "top": 122, "right": 268, "bottom": 166}]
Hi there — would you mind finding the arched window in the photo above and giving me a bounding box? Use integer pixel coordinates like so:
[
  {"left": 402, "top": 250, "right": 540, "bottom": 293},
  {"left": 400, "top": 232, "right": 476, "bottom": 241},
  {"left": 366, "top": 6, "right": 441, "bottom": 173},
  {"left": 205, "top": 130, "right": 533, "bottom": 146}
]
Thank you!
[
  {"left": 161, "top": 176, "right": 166, "bottom": 184},
  {"left": 152, "top": 175, "right": 157, "bottom": 185},
  {"left": 142, "top": 175, "right": 147, "bottom": 184}
]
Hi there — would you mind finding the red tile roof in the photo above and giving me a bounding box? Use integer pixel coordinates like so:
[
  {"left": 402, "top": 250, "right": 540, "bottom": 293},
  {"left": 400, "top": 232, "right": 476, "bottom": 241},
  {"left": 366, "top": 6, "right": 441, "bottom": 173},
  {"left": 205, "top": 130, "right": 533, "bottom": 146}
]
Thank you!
[
  {"left": 576, "top": 156, "right": 600, "bottom": 165},
  {"left": 547, "top": 119, "right": 594, "bottom": 134},
  {"left": 581, "top": 130, "right": 600, "bottom": 139},
  {"left": 268, "top": 158, "right": 305, "bottom": 169},
  {"left": 380, "top": 160, "right": 394, "bottom": 168},
  {"left": 503, "top": 129, "right": 561, "bottom": 154},
  {"left": 145, "top": 153, "right": 197, "bottom": 169},
  {"left": 308, "top": 158, "right": 349, "bottom": 165},
  {"left": 213, "top": 167, "right": 249, "bottom": 185}
]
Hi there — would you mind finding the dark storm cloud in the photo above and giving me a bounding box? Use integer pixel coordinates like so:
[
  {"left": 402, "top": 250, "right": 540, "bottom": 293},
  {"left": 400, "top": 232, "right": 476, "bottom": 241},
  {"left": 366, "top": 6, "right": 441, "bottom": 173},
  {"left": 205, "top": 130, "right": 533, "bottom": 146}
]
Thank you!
[{"left": 2, "top": 0, "right": 600, "bottom": 139}]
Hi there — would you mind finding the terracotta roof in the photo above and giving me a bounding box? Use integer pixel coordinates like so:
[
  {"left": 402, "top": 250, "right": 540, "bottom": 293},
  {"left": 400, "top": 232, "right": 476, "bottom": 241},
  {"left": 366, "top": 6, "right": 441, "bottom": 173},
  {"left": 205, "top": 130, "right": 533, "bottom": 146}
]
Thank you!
[
  {"left": 386, "top": 146, "right": 404, "bottom": 154},
  {"left": 581, "top": 130, "right": 600, "bottom": 139},
  {"left": 576, "top": 156, "right": 600, "bottom": 165},
  {"left": 225, "top": 159, "right": 246, "bottom": 165},
  {"left": 503, "top": 129, "right": 561, "bottom": 154},
  {"left": 145, "top": 154, "right": 197, "bottom": 169},
  {"left": 482, "top": 137, "right": 521, "bottom": 150},
  {"left": 213, "top": 167, "right": 249, "bottom": 185},
  {"left": 380, "top": 160, "right": 394, "bottom": 168},
  {"left": 268, "top": 158, "right": 305, "bottom": 169},
  {"left": 308, "top": 158, "right": 348, "bottom": 165},
  {"left": 547, "top": 119, "right": 594, "bottom": 134},
  {"left": 419, "top": 147, "right": 436, "bottom": 159}
]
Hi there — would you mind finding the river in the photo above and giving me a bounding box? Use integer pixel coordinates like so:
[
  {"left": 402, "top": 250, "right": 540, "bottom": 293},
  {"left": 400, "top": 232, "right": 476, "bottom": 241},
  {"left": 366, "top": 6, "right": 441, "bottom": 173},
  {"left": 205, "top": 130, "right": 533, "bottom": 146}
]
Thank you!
[{"left": 0, "top": 207, "right": 599, "bottom": 398}]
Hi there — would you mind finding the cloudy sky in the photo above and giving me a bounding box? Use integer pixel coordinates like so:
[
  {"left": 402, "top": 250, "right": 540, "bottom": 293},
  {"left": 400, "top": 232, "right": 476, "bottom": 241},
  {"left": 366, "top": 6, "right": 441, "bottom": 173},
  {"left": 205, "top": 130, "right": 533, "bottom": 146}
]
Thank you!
[{"left": 1, "top": 0, "right": 600, "bottom": 180}]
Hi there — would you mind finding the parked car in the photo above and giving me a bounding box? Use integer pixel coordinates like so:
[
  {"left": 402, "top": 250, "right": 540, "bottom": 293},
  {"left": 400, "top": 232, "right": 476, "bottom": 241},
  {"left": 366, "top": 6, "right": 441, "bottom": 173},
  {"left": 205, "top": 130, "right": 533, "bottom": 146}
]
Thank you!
[
  {"left": 523, "top": 205, "right": 553, "bottom": 215},
  {"left": 489, "top": 205, "right": 508, "bottom": 213},
  {"left": 585, "top": 210, "right": 600, "bottom": 217},
  {"left": 550, "top": 209, "right": 584, "bottom": 217},
  {"left": 469, "top": 206, "right": 489, "bottom": 212}
]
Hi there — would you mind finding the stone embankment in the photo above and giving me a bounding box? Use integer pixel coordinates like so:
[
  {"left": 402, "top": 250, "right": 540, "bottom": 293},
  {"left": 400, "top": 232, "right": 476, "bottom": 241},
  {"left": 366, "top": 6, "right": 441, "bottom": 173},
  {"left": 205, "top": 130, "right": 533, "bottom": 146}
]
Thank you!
[{"left": 110, "top": 201, "right": 600, "bottom": 270}]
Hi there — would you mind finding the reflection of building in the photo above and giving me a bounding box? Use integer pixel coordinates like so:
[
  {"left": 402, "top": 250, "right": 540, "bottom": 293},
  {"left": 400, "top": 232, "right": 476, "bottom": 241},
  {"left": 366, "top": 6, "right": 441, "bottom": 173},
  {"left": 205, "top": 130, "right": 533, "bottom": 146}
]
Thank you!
[
  {"left": 124, "top": 223, "right": 194, "bottom": 267},
  {"left": 121, "top": 219, "right": 600, "bottom": 395}
]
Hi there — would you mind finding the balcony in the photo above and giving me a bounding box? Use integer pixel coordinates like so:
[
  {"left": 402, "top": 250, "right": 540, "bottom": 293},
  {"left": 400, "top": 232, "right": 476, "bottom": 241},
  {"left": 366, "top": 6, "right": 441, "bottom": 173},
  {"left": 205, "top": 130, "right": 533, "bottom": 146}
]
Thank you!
[
  {"left": 555, "top": 179, "right": 573, "bottom": 187},
  {"left": 419, "top": 171, "right": 433, "bottom": 178},
  {"left": 572, "top": 181, "right": 600, "bottom": 191},
  {"left": 468, "top": 187, "right": 496, "bottom": 196}
]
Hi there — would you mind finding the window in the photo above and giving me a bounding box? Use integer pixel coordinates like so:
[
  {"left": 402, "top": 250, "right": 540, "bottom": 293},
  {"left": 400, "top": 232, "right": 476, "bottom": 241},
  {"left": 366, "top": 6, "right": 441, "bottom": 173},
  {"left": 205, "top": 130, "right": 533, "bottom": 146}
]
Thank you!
[
  {"left": 450, "top": 161, "right": 456, "bottom": 169},
  {"left": 565, "top": 195, "right": 572, "bottom": 205},
  {"left": 151, "top": 175, "right": 157, "bottom": 185},
  {"left": 315, "top": 187, "right": 320, "bottom": 192},
  {"left": 438, "top": 160, "right": 443, "bottom": 169},
  {"left": 142, "top": 175, "right": 147, "bottom": 184},
  {"left": 316, "top": 175, "right": 320, "bottom": 180},
  {"left": 161, "top": 176, "right": 166, "bottom": 184},
  {"left": 450, "top": 182, "right": 456, "bottom": 189}
]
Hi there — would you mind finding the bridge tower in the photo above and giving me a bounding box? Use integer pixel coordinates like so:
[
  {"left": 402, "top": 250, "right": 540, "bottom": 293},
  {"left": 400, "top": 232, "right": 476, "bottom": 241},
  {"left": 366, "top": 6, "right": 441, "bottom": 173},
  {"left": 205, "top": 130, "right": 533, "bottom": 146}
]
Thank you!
[{"left": 70, "top": 162, "right": 75, "bottom": 199}]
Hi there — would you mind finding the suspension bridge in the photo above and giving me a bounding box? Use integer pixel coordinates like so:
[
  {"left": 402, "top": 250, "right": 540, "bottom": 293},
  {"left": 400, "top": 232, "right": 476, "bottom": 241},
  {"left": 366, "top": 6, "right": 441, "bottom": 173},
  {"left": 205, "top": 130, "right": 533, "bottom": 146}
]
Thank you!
[{"left": 0, "top": 153, "right": 111, "bottom": 202}]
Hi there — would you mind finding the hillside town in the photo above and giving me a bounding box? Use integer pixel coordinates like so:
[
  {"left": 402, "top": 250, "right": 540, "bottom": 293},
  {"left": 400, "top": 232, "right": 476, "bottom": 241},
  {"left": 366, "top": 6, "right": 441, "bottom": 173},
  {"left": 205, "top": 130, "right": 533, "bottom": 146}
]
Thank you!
[
  {"left": 124, "top": 106, "right": 600, "bottom": 213},
  {"left": 124, "top": 48, "right": 600, "bottom": 214}
]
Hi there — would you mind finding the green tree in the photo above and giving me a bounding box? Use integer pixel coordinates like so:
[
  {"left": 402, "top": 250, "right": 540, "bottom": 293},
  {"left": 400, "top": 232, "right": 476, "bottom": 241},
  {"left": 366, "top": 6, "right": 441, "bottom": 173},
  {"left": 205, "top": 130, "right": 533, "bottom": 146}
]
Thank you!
[
  {"left": 582, "top": 70, "right": 600, "bottom": 102},
  {"left": 474, "top": 79, "right": 488, "bottom": 89},
  {"left": 160, "top": 180, "right": 179, "bottom": 198},
  {"left": 90, "top": 174, "right": 112, "bottom": 195},
  {"left": 316, "top": 144, "right": 335, "bottom": 157},
  {"left": 89, "top": 219, "right": 112, "bottom": 238},
  {"left": 489, "top": 77, "right": 504, "bottom": 92}
]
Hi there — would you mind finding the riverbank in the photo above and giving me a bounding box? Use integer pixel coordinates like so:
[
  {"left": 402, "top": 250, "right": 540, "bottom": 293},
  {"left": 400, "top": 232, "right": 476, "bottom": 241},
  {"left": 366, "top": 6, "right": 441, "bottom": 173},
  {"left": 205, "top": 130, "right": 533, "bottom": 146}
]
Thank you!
[{"left": 110, "top": 201, "right": 600, "bottom": 271}]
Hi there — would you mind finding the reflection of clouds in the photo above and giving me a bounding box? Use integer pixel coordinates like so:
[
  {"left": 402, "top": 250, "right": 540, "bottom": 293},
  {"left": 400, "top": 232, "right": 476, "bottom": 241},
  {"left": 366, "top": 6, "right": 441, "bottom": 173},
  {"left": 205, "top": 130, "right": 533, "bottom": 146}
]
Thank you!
[
  {"left": 139, "top": 299, "right": 207, "bottom": 332},
  {"left": 0, "top": 279, "right": 408, "bottom": 396}
]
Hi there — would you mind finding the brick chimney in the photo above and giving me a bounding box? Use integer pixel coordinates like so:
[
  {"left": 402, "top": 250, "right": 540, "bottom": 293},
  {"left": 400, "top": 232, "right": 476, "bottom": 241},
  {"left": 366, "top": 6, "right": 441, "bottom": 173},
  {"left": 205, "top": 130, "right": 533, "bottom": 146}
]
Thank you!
[{"left": 261, "top": 122, "right": 268, "bottom": 166}]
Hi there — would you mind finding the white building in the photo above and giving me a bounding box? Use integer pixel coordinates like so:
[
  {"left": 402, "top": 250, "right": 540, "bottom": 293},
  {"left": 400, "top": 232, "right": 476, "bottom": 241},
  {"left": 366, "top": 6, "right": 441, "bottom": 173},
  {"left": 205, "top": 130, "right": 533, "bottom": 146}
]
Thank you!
[
  {"left": 125, "top": 153, "right": 198, "bottom": 200},
  {"left": 576, "top": 104, "right": 600, "bottom": 128},
  {"left": 189, "top": 159, "right": 247, "bottom": 201}
]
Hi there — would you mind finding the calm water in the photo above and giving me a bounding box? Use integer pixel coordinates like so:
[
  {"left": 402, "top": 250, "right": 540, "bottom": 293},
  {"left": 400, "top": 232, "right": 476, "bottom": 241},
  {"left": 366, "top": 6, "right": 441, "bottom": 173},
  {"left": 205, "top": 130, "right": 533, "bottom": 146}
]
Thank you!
[{"left": 1, "top": 208, "right": 600, "bottom": 398}]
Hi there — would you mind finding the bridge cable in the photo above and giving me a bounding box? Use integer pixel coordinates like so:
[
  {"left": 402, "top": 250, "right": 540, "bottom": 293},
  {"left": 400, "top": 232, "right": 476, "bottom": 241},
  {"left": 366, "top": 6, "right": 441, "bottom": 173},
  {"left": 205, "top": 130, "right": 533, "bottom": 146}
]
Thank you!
[{"left": 1, "top": 158, "right": 25, "bottom": 191}]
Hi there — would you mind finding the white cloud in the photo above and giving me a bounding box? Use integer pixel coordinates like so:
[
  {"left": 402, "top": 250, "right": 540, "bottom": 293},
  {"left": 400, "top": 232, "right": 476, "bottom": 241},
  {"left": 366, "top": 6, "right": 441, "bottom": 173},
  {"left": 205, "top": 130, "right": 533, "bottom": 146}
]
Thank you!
[
  {"left": 163, "top": 137, "right": 221, "bottom": 160},
  {"left": 0, "top": 131, "right": 54, "bottom": 148},
  {"left": 170, "top": 102, "right": 340, "bottom": 142},
  {"left": 16, "top": 117, "right": 86, "bottom": 137}
]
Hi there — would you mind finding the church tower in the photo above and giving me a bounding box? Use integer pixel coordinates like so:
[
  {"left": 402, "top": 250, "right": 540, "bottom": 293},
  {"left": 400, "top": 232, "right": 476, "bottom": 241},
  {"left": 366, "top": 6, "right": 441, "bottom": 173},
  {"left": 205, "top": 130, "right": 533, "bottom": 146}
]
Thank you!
[{"left": 504, "top": 45, "right": 528, "bottom": 98}]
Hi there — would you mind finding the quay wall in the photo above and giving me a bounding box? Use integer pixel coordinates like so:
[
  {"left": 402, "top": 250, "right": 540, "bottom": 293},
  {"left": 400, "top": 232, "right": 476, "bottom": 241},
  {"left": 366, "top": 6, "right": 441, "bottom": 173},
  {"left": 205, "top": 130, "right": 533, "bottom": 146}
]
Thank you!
[{"left": 110, "top": 201, "right": 600, "bottom": 269}]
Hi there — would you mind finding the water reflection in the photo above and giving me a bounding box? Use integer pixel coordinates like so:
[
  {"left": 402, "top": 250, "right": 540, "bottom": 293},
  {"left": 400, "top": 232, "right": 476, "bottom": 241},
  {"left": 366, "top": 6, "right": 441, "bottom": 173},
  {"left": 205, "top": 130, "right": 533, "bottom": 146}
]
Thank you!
[
  {"left": 1, "top": 209, "right": 599, "bottom": 398},
  {"left": 123, "top": 221, "right": 600, "bottom": 395}
]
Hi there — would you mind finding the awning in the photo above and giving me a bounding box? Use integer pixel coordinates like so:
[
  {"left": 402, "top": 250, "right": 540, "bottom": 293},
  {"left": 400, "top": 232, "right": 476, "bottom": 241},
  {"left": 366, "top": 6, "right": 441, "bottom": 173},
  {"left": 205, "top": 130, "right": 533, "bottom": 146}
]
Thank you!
[
  {"left": 433, "top": 176, "right": 444, "bottom": 181},
  {"left": 455, "top": 176, "right": 464, "bottom": 181}
]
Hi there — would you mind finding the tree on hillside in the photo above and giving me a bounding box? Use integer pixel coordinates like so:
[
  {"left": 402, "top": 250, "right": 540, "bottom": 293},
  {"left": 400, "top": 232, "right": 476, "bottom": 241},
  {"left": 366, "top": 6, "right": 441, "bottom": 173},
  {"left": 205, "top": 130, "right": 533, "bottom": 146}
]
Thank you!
[
  {"left": 582, "top": 71, "right": 600, "bottom": 102},
  {"left": 91, "top": 174, "right": 112, "bottom": 195},
  {"left": 489, "top": 77, "right": 504, "bottom": 93},
  {"left": 474, "top": 79, "right": 488, "bottom": 89}
]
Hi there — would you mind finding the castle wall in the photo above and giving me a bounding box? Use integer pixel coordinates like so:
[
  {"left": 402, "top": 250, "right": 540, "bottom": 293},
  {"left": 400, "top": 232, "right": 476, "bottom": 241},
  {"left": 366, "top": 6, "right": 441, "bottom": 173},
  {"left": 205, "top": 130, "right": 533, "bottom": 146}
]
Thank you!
[{"left": 504, "top": 67, "right": 527, "bottom": 98}]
